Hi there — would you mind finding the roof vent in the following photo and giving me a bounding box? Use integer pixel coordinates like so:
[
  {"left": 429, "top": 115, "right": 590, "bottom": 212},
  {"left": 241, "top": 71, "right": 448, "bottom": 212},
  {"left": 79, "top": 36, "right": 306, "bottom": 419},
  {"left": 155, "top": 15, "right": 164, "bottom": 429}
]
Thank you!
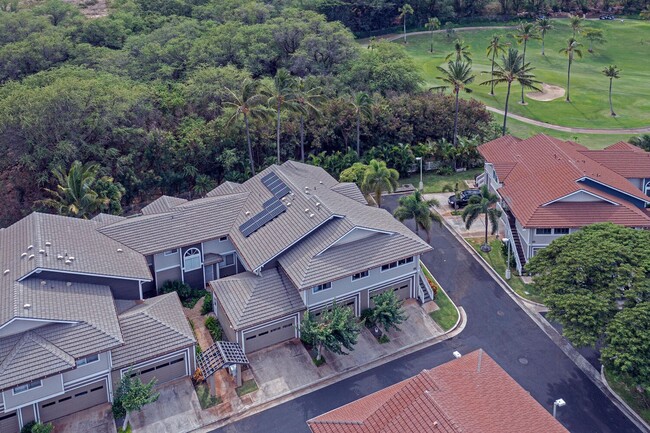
[
  {"left": 69, "top": 256, "right": 75, "bottom": 261},
  {"left": 21, "top": 252, "right": 27, "bottom": 258},
  {"left": 304, "top": 208, "right": 309, "bottom": 213},
  {"left": 56, "top": 254, "right": 63, "bottom": 260},
  {"left": 245, "top": 211, "right": 250, "bottom": 216},
  {"left": 38, "top": 249, "right": 45, "bottom": 254},
  {"left": 117, "top": 248, "right": 123, "bottom": 253},
  {"left": 66, "top": 282, "right": 72, "bottom": 287},
  {"left": 453, "top": 351, "right": 462, "bottom": 359},
  {"left": 286, "top": 201, "right": 291, "bottom": 206},
  {"left": 304, "top": 186, "right": 310, "bottom": 191},
  {"left": 45, "top": 241, "right": 51, "bottom": 247},
  {"left": 27, "top": 245, "right": 33, "bottom": 250},
  {"left": 315, "top": 202, "right": 321, "bottom": 207},
  {"left": 319, "top": 181, "right": 323, "bottom": 184},
  {"left": 23, "top": 303, "right": 31, "bottom": 310},
  {"left": 309, "top": 213, "right": 315, "bottom": 218},
  {"left": 3, "top": 270, "right": 9, "bottom": 275},
  {"left": 64, "top": 259, "right": 72, "bottom": 265},
  {"left": 28, "top": 254, "right": 34, "bottom": 260},
  {"left": 40, "top": 280, "right": 46, "bottom": 285}
]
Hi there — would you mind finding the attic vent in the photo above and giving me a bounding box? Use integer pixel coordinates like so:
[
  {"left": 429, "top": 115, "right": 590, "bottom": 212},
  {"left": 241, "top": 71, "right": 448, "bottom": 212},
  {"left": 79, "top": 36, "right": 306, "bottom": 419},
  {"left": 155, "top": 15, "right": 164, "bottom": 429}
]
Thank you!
[
  {"left": 69, "top": 256, "right": 75, "bottom": 261},
  {"left": 66, "top": 282, "right": 72, "bottom": 287},
  {"left": 304, "top": 208, "right": 310, "bottom": 213},
  {"left": 64, "top": 259, "right": 72, "bottom": 265},
  {"left": 21, "top": 252, "right": 27, "bottom": 258},
  {"left": 45, "top": 241, "right": 51, "bottom": 247},
  {"left": 315, "top": 202, "right": 321, "bottom": 207},
  {"left": 117, "top": 248, "right": 123, "bottom": 253},
  {"left": 40, "top": 280, "right": 46, "bottom": 285},
  {"left": 23, "top": 304, "right": 31, "bottom": 310},
  {"left": 56, "top": 255, "right": 63, "bottom": 260},
  {"left": 309, "top": 213, "right": 315, "bottom": 218},
  {"left": 286, "top": 202, "right": 291, "bottom": 206},
  {"left": 319, "top": 181, "right": 323, "bottom": 184},
  {"left": 3, "top": 270, "right": 9, "bottom": 275},
  {"left": 245, "top": 211, "right": 251, "bottom": 216},
  {"left": 38, "top": 249, "right": 45, "bottom": 254},
  {"left": 27, "top": 245, "right": 33, "bottom": 250},
  {"left": 28, "top": 254, "right": 34, "bottom": 260}
]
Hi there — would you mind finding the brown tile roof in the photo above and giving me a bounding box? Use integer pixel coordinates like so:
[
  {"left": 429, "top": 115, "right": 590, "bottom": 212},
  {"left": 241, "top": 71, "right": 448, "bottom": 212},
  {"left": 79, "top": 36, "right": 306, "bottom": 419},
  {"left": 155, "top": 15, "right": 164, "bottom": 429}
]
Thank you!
[
  {"left": 308, "top": 350, "right": 569, "bottom": 433},
  {"left": 479, "top": 134, "right": 650, "bottom": 228}
]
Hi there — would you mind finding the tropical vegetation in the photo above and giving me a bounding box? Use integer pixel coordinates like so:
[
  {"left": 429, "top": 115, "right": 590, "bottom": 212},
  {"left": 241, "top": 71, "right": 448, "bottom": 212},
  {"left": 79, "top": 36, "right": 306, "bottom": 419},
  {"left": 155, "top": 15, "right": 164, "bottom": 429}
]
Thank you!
[
  {"left": 393, "top": 190, "right": 442, "bottom": 242},
  {"left": 461, "top": 185, "right": 502, "bottom": 251},
  {"left": 112, "top": 370, "right": 160, "bottom": 431},
  {"left": 300, "top": 303, "right": 361, "bottom": 362}
]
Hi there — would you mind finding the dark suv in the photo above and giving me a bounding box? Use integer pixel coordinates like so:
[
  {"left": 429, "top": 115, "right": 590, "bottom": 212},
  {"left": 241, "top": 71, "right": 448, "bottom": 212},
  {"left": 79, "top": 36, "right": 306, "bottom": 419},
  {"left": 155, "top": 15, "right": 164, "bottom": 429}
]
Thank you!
[{"left": 448, "top": 189, "right": 482, "bottom": 208}]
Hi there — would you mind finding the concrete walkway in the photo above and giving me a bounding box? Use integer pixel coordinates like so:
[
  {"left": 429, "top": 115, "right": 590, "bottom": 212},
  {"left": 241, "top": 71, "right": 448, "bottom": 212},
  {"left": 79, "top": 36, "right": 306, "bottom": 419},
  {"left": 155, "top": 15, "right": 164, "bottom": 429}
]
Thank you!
[{"left": 426, "top": 192, "right": 504, "bottom": 239}]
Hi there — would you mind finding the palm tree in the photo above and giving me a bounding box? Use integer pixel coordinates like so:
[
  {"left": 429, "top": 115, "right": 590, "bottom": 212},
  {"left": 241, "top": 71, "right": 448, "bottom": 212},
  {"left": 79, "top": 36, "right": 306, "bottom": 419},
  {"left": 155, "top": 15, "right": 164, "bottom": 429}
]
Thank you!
[
  {"left": 513, "top": 22, "right": 540, "bottom": 104},
  {"left": 398, "top": 4, "right": 414, "bottom": 43},
  {"left": 295, "top": 78, "right": 323, "bottom": 162},
  {"left": 393, "top": 190, "right": 442, "bottom": 243},
  {"left": 361, "top": 159, "right": 399, "bottom": 208},
  {"left": 461, "top": 185, "right": 502, "bottom": 252},
  {"left": 569, "top": 14, "right": 583, "bottom": 37},
  {"left": 481, "top": 48, "right": 541, "bottom": 135},
  {"left": 536, "top": 17, "right": 553, "bottom": 56},
  {"left": 435, "top": 60, "right": 475, "bottom": 150},
  {"left": 224, "top": 79, "right": 269, "bottom": 175},
  {"left": 486, "top": 35, "right": 507, "bottom": 95},
  {"left": 425, "top": 17, "right": 441, "bottom": 53},
  {"left": 348, "top": 92, "right": 374, "bottom": 157},
  {"left": 583, "top": 28, "right": 606, "bottom": 53},
  {"left": 602, "top": 65, "right": 621, "bottom": 117},
  {"left": 42, "top": 161, "right": 105, "bottom": 218},
  {"left": 267, "top": 69, "right": 300, "bottom": 163},
  {"left": 445, "top": 39, "right": 472, "bottom": 62},
  {"left": 559, "top": 38, "right": 583, "bottom": 102}
]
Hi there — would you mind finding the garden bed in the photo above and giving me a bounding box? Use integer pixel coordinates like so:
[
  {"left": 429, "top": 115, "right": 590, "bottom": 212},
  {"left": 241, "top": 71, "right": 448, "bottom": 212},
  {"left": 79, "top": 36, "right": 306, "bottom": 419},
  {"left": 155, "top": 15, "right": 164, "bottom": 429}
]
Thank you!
[{"left": 420, "top": 262, "right": 459, "bottom": 331}]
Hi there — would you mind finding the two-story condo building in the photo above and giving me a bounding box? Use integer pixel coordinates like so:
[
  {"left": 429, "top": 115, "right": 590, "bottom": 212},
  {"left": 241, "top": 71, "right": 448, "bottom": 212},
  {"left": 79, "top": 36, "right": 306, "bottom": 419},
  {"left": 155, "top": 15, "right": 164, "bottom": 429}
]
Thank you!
[{"left": 478, "top": 134, "right": 650, "bottom": 273}]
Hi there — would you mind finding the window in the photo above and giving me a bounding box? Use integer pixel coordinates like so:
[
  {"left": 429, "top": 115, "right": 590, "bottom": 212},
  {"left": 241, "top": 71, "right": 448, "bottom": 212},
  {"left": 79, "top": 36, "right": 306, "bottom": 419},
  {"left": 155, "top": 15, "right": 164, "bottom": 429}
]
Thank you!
[
  {"left": 312, "top": 282, "right": 332, "bottom": 293},
  {"left": 163, "top": 249, "right": 178, "bottom": 256},
  {"left": 535, "top": 228, "right": 552, "bottom": 235},
  {"left": 554, "top": 228, "right": 570, "bottom": 235},
  {"left": 13, "top": 379, "right": 42, "bottom": 394},
  {"left": 183, "top": 248, "right": 201, "bottom": 271},
  {"left": 76, "top": 354, "right": 100, "bottom": 367},
  {"left": 219, "top": 236, "right": 228, "bottom": 242},
  {"left": 220, "top": 252, "right": 235, "bottom": 268},
  {"left": 381, "top": 257, "right": 414, "bottom": 271},
  {"left": 352, "top": 271, "right": 369, "bottom": 281}
]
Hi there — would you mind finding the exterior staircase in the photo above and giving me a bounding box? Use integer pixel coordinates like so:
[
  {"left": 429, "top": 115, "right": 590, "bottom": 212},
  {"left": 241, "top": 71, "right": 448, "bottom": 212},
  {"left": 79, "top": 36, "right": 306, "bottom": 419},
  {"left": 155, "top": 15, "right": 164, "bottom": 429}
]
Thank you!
[
  {"left": 418, "top": 271, "right": 432, "bottom": 303},
  {"left": 505, "top": 210, "right": 526, "bottom": 271}
]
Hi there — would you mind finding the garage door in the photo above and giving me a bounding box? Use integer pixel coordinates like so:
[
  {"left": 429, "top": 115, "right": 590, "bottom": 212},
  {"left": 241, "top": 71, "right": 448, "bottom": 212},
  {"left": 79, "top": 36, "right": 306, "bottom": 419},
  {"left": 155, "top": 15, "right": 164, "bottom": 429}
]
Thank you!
[
  {"left": 311, "top": 297, "right": 358, "bottom": 318},
  {"left": 131, "top": 354, "right": 187, "bottom": 385},
  {"left": 243, "top": 317, "right": 296, "bottom": 353},
  {"left": 369, "top": 281, "right": 411, "bottom": 308},
  {"left": 0, "top": 411, "right": 19, "bottom": 433},
  {"left": 39, "top": 380, "right": 108, "bottom": 422}
]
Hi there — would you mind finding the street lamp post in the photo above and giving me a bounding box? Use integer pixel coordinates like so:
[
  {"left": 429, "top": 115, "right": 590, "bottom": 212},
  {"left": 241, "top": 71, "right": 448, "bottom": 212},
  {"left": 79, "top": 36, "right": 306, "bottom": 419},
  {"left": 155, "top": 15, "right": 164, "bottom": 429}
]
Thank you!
[
  {"left": 502, "top": 237, "right": 511, "bottom": 279},
  {"left": 416, "top": 157, "right": 423, "bottom": 191},
  {"left": 553, "top": 398, "right": 566, "bottom": 418}
]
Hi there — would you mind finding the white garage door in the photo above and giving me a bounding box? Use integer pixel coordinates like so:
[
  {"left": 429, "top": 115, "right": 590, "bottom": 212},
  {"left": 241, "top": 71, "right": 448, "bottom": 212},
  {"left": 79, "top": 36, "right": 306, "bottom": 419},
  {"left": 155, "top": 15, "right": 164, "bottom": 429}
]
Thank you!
[
  {"left": 131, "top": 354, "right": 187, "bottom": 385},
  {"left": 369, "top": 281, "right": 411, "bottom": 308},
  {"left": 0, "top": 411, "right": 19, "bottom": 433},
  {"left": 311, "top": 296, "right": 358, "bottom": 318},
  {"left": 39, "top": 379, "right": 108, "bottom": 422},
  {"left": 243, "top": 317, "right": 296, "bottom": 353}
]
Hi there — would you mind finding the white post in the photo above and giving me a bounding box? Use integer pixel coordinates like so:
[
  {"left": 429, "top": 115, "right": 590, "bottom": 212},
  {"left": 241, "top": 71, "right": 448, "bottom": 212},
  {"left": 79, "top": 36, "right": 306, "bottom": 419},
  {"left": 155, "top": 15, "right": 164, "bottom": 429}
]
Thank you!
[
  {"left": 502, "top": 238, "right": 511, "bottom": 279},
  {"left": 416, "top": 157, "right": 423, "bottom": 191}
]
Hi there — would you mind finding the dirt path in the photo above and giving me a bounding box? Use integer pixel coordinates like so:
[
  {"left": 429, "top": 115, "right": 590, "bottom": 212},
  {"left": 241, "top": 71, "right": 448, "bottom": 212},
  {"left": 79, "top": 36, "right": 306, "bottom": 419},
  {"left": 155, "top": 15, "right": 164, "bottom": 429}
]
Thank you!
[{"left": 360, "top": 26, "right": 516, "bottom": 45}]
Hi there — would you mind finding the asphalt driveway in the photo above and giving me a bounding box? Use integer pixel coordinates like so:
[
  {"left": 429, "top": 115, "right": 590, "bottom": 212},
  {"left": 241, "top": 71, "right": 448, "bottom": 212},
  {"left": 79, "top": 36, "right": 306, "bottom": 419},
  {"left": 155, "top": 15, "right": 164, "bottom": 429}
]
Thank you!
[{"left": 211, "top": 194, "right": 641, "bottom": 433}]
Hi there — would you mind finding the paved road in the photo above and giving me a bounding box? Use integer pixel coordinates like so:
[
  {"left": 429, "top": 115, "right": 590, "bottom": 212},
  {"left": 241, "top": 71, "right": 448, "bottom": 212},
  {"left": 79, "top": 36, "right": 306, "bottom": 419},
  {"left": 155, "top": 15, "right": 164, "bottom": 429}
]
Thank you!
[{"left": 213, "top": 195, "right": 640, "bottom": 433}]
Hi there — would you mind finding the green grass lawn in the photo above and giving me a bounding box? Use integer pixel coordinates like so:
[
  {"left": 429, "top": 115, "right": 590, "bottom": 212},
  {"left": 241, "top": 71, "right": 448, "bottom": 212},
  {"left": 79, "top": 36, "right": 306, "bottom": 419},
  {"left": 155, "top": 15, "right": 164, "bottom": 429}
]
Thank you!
[
  {"left": 467, "top": 238, "right": 544, "bottom": 303},
  {"left": 401, "top": 168, "right": 483, "bottom": 193},
  {"left": 605, "top": 370, "right": 650, "bottom": 424},
  {"left": 236, "top": 378, "right": 258, "bottom": 397},
  {"left": 399, "top": 19, "right": 650, "bottom": 129},
  {"left": 421, "top": 262, "right": 459, "bottom": 331},
  {"left": 195, "top": 382, "right": 222, "bottom": 409}
]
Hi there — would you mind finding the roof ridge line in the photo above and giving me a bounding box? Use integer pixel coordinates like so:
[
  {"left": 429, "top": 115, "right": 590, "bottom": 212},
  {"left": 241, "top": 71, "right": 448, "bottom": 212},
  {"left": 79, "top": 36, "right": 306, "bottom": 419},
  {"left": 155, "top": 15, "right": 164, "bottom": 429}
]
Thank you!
[
  {"left": 140, "top": 296, "right": 195, "bottom": 342},
  {"left": 29, "top": 332, "right": 76, "bottom": 365}
]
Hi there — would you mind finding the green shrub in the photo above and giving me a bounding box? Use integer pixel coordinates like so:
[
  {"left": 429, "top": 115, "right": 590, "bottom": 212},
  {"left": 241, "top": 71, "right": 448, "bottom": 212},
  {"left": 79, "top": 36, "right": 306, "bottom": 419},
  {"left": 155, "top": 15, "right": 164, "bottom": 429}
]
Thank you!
[
  {"left": 161, "top": 280, "right": 192, "bottom": 299},
  {"left": 201, "top": 292, "right": 213, "bottom": 315},
  {"left": 360, "top": 308, "right": 375, "bottom": 327},
  {"left": 204, "top": 316, "right": 222, "bottom": 341},
  {"left": 21, "top": 422, "right": 53, "bottom": 433},
  {"left": 378, "top": 334, "right": 390, "bottom": 344},
  {"left": 21, "top": 422, "right": 36, "bottom": 433}
]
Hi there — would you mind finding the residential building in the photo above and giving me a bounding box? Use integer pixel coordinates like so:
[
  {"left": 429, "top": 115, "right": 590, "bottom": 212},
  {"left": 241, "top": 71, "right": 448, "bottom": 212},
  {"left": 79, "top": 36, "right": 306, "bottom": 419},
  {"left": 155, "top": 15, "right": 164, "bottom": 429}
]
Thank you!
[
  {"left": 0, "top": 214, "right": 195, "bottom": 432},
  {"left": 307, "top": 349, "right": 569, "bottom": 433},
  {"left": 478, "top": 134, "right": 650, "bottom": 273}
]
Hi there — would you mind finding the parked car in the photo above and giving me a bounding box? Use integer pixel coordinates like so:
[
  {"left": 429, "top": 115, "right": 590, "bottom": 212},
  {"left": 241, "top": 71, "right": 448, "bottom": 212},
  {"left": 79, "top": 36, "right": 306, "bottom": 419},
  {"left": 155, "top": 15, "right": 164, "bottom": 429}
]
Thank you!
[
  {"left": 600, "top": 14, "right": 614, "bottom": 19},
  {"left": 448, "top": 189, "right": 482, "bottom": 208}
]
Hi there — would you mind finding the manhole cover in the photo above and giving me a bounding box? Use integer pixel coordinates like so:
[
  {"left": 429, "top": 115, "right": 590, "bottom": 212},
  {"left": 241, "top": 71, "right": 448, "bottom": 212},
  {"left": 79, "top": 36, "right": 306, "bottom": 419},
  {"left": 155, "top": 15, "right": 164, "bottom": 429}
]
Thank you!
[
  {"left": 518, "top": 357, "right": 529, "bottom": 365},
  {"left": 497, "top": 310, "right": 505, "bottom": 316}
]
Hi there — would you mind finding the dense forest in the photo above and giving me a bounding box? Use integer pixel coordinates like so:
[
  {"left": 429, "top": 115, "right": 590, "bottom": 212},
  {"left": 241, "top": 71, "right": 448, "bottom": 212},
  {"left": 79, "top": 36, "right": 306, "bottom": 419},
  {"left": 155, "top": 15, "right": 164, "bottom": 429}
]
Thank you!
[{"left": 0, "top": 0, "right": 497, "bottom": 225}]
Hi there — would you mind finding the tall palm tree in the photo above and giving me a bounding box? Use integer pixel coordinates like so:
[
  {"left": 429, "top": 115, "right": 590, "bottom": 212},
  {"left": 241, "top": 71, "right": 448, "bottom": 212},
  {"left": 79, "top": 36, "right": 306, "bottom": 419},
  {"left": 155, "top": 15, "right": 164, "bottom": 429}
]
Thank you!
[
  {"left": 513, "top": 22, "right": 540, "bottom": 104},
  {"left": 398, "top": 4, "right": 414, "bottom": 43},
  {"left": 602, "top": 65, "right": 621, "bottom": 117},
  {"left": 348, "top": 92, "right": 374, "bottom": 156},
  {"left": 295, "top": 78, "right": 324, "bottom": 162},
  {"left": 445, "top": 39, "right": 472, "bottom": 62},
  {"left": 393, "top": 190, "right": 442, "bottom": 243},
  {"left": 42, "top": 161, "right": 105, "bottom": 218},
  {"left": 536, "top": 17, "right": 553, "bottom": 56},
  {"left": 486, "top": 35, "right": 507, "bottom": 95},
  {"left": 361, "top": 159, "right": 399, "bottom": 208},
  {"left": 425, "top": 17, "right": 441, "bottom": 53},
  {"left": 481, "top": 48, "right": 541, "bottom": 135},
  {"left": 583, "top": 28, "right": 606, "bottom": 53},
  {"left": 267, "top": 69, "right": 300, "bottom": 163},
  {"left": 559, "top": 38, "right": 583, "bottom": 102},
  {"left": 569, "top": 14, "right": 583, "bottom": 37},
  {"left": 461, "top": 185, "right": 502, "bottom": 252},
  {"left": 435, "top": 60, "right": 475, "bottom": 150},
  {"left": 224, "top": 79, "right": 269, "bottom": 175}
]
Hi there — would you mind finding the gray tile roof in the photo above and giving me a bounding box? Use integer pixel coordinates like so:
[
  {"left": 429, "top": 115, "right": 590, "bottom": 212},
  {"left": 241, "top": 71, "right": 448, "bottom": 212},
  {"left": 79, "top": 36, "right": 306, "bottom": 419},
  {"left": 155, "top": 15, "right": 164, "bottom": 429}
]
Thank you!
[
  {"left": 99, "top": 193, "right": 249, "bottom": 255},
  {"left": 92, "top": 213, "right": 127, "bottom": 226},
  {"left": 330, "top": 182, "right": 367, "bottom": 204},
  {"left": 211, "top": 268, "right": 305, "bottom": 330},
  {"left": 206, "top": 181, "right": 243, "bottom": 197},
  {"left": 111, "top": 292, "right": 195, "bottom": 369},
  {"left": 141, "top": 195, "right": 188, "bottom": 215}
]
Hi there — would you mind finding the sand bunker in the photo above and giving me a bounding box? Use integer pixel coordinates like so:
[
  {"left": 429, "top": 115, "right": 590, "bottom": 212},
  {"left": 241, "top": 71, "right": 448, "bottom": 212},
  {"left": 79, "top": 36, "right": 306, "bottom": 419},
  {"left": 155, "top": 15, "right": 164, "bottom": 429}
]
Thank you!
[{"left": 527, "top": 83, "right": 565, "bottom": 101}]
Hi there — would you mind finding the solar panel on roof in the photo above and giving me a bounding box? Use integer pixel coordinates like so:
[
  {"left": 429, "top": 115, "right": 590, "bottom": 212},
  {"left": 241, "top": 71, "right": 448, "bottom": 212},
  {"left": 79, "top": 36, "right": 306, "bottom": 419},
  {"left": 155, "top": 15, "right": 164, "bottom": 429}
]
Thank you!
[
  {"left": 239, "top": 197, "right": 287, "bottom": 237},
  {"left": 261, "top": 172, "right": 291, "bottom": 199}
]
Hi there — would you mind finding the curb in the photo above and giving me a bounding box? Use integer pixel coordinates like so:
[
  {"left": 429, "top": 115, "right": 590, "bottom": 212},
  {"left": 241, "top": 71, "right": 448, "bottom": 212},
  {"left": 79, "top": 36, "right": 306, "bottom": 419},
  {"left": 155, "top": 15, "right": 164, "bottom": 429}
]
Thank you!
[
  {"left": 420, "top": 261, "right": 463, "bottom": 332},
  {"left": 601, "top": 366, "right": 650, "bottom": 433},
  {"left": 191, "top": 303, "right": 466, "bottom": 432},
  {"left": 436, "top": 212, "right": 650, "bottom": 433}
]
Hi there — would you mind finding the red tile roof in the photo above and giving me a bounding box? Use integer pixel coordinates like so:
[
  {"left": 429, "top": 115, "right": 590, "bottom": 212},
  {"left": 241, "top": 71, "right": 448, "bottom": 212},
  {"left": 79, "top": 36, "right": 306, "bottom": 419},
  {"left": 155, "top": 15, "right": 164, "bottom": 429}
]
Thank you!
[
  {"left": 478, "top": 134, "right": 650, "bottom": 228},
  {"left": 577, "top": 149, "right": 650, "bottom": 178},
  {"left": 307, "top": 350, "right": 569, "bottom": 433}
]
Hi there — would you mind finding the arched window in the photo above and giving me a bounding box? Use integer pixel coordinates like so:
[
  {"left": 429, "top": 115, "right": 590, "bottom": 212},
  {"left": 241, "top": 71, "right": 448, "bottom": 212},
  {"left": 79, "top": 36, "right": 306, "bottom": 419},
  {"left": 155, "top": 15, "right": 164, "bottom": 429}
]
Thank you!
[
  {"left": 645, "top": 180, "right": 650, "bottom": 195},
  {"left": 183, "top": 248, "right": 201, "bottom": 272}
]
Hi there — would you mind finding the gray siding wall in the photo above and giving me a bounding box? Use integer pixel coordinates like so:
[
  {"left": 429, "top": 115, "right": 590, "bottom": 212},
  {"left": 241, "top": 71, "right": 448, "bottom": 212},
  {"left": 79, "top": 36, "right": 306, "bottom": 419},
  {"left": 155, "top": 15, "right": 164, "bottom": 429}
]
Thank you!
[
  {"left": 20, "top": 405, "right": 36, "bottom": 424},
  {"left": 62, "top": 352, "right": 111, "bottom": 384},
  {"left": 627, "top": 177, "right": 643, "bottom": 190},
  {"left": 331, "top": 228, "right": 378, "bottom": 247},
  {"left": 556, "top": 191, "right": 603, "bottom": 202},
  {"left": 156, "top": 267, "right": 182, "bottom": 290},
  {"left": 304, "top": 256, "right": 419, "bottom": 309},
  {"left": 2, "top": 375, "right": 63, "bottom": 411},
  {"left": 25, "top": 272, "right": 142, "bottom": 300},
  {"left": 202, "top": 238, "right": 236, "bottom": 256},
  {"left": 215, "top": 300, "right": 237, "bottom": 342},
  {"left": 527, "top": 228, "right": 579, "bottom": 257},
  {"left": 0, "top": 319, "right": 50, "bottom": 338},
  {"left": 153, "top": 250, "right": 181, "bottom": 270}
]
